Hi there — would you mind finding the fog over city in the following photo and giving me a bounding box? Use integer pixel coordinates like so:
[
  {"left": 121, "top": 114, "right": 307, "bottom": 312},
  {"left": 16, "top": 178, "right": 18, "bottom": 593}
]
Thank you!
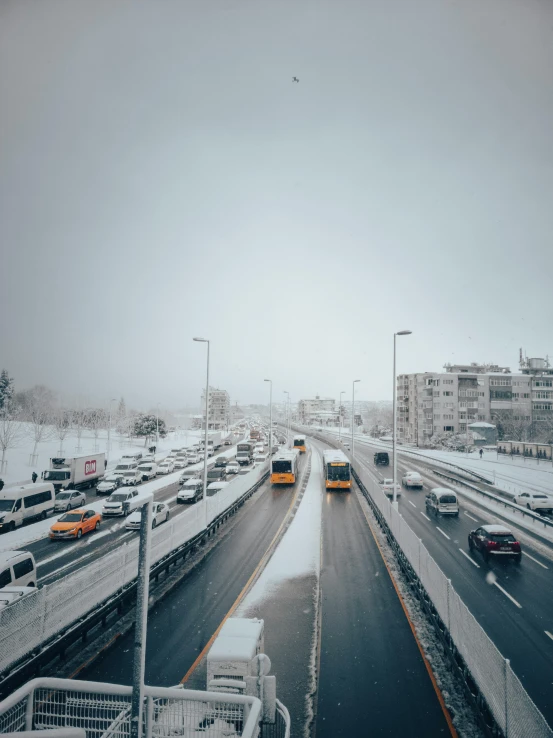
[{"left": 1, "top": 0, "right": 552, "bottom": 409}]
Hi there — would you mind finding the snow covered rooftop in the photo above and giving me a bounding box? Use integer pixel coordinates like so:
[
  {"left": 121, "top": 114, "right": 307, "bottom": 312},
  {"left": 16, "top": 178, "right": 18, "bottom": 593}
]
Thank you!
[
  {"left": 208, "top": 635, "right": 258, "bottom": 662},
  {"left": 469, "top": 422, "right": 496, "bottom": 429},
  {"left": 219, "top": 617, "right": 263, "bottom": 641},
  {"left": 481, "top": 524, "right": 512, "bottom": 533}
]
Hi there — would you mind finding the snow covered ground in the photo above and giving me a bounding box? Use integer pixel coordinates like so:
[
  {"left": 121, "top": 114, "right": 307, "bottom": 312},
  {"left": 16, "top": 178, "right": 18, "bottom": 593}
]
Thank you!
[{"left": 1, "top": 422, "right": 204, "bottom": 486}]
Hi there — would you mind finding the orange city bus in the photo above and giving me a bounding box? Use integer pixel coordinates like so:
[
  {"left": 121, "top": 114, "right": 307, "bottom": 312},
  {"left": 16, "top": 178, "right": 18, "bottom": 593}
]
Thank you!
[
  {"left": 293, "top": 435, "right": 306, "bottom": 454},
  {"left": 322, "top": 449, "right": 351, "bottom": 490},
  {"left": 270, "top": 450, "right": 299, "bottom": 485}
]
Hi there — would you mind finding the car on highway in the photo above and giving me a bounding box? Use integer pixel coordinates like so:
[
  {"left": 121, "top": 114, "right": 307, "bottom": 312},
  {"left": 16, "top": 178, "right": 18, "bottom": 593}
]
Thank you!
[
  {"left": 186, "top": 453, "right": 201, "bottom": 465},
  {"left": 374, "top": 452, "right": 390, "bottom": 466},
  {"left": 379, "top": 478, "right": 402, "bottom": 497},
  {"left": 254, "top": 443, "right": 265, "bottom": 454},
  {"left": 137, "top": 462, "right": 157, "bottom": 481},
  {"left": 173, "top": 456, "right": 188, "bottom": 469},
  {"left": 121, "top": 469, "right": 142, "bottom": 486},
  {"left": 253, "top": 453, "right": 268, "bottom": 465},
  {"left": 177, "top": 479, "right": 203, "bottom": 504},
  {"left": 49, "top": 509, "right": 101, "bottom": 540},
  {"left": 215, "top": 456, "right": 230, "bottom": 468},
  {"left": 513, "top": 492, "right": 553, "bottom": 513},
  {"left": 102, "top": 489, "right": 141, "bottom": 516},
  {"left": 207, "top": 481, "right": 229, "bottom": 496},
  {"left": 226, "top": 461, "right": 240, "bottom": 475},
  {"left": 54, "top": 489, "right": 86, "bottom": 513},
  {"left": 121, "top": 452, "right": 143, "bottom": 462},
  {"left": 125, "top": 502, "right": 170, "bottom": 530},
  {"left": 157, "top": 460, "right": 175, "bottom": 475},
  {"left": 96, "top": 475, "right": 124, "bottom": 495},
  {"left": 425, "top": 488, "right": 459, "bottom": 517},
  {"left": 468, "top": 524, "right": 521, "bottom": 564},
  {"left": 207, "top": 468, "right": 227, "bottom": 483},
  {"left": 402, "top": 471, "right": 423, "bottom": 489},
  {"left": 0, "top": 550, "right": 37, "bottom": 588}
]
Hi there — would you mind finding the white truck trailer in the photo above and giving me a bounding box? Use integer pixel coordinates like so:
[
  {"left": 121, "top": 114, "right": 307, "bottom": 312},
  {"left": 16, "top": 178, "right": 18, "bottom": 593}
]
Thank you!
[{"left": 42, "top": 453, "right": 105, "bottom": 492}]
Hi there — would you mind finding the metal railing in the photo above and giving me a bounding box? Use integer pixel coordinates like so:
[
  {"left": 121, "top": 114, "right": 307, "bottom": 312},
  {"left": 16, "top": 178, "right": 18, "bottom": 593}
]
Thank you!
[{"left": 0, "top": 678, "right": 263, "bottom": 738}]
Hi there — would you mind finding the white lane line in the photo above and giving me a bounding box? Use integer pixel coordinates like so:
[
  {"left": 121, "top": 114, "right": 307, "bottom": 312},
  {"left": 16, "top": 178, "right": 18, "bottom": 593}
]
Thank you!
[
  {"left": 493, "top": 581, "right": 522, "bottom": 609},
  {"left": 421, "top": 512, "right": 431, "bottom": 521},
  {"left": 545, "top": 631, "right": 553, "bottom": 642},
  {"left": 408, "top": 500, "right": 417, "bottom": 508},
  {"left": 459, "top": 549, "right": 480, "bottom": 568},
  {"left": 464, "top": 511, "right": 479, "bottom": 522},
  {"left": 436, "top": 527, "right": 450, "bottom": 540},
  {"left": 522, "top": 552, "right": 549, "bottom": 570}
]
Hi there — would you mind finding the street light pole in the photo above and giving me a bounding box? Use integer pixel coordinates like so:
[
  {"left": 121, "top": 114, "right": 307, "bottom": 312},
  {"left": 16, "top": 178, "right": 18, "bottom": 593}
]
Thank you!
[
  {"left": 338, "top": 390, "right": 345, "bottom": 442},
  {"left": 107, "top": 398, "right": 116, "bottom": 462},
  {"left": 351, "top": 380, "right": 360, "bottom": 456},
  {"left": 264, "top": 379, "right": 272, "bottom": 458},
  {"left": 392, "top": 330, "right": 412, "bottom": 508},
  {"left": 283, "top": 391, "right": 290, "bottom": 446},
  {"left": 193, "top": 337, "right": 210, "bottom": 528}
]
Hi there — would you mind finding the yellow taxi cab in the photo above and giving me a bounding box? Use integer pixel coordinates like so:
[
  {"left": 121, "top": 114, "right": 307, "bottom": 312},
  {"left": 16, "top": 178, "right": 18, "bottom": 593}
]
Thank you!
[{"left": 49, "top": 508, "right": 101, "bottom": 541}]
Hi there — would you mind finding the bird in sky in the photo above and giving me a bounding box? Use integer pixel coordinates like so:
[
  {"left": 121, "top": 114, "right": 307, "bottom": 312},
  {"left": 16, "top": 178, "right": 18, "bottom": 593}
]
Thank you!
[{"left": 292, "top": 77, "right": 299, "bottom": 83}]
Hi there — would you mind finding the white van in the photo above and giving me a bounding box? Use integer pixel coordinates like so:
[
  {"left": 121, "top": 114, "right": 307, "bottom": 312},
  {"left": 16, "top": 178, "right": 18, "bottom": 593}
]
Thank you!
[
  {"left": 137, "top": 462, "right": 158, "bottom": 481},
  {"left": 0, "top": 483, "right": 55, "bottom": 532},
  {"left": 102, "top": 488, "right": 142, "bottom": 516},
  {"left": 425, "top": 488, "right": 459, "bottom": 517},
  {"left": 0, "top": 550, "right": 37, "bottom": 588},
  {"left": 113, "top": 461, "right": 138, "bottom": 475},
  {"left": 121, "top": 451, "right": 143, "bottom": 462},
  {"left": 120, "top": 469, "right": 142, "bottom": 486}
]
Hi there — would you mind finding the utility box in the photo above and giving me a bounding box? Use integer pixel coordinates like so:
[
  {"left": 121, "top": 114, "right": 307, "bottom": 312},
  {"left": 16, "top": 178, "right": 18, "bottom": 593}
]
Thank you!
[{"left": 207, "top": 618, "right": 264, "bottom": 692}]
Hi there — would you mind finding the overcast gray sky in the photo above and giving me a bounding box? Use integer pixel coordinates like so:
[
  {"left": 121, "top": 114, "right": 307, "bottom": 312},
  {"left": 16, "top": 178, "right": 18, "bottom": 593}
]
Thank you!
[{"left": 1, "top": 0, "right": 552, "bottom": 410}]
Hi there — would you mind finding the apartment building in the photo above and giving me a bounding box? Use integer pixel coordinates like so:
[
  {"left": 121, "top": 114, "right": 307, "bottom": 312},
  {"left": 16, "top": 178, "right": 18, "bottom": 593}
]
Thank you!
[
  {"left": 298, "top": 396, "right": 337, "bottom": 425},
  {"left": 200, "top": 387, "right": 230, "bottom": 430},
  {"left": 398, "top": 356, "right": 552, "bottom": 446}
]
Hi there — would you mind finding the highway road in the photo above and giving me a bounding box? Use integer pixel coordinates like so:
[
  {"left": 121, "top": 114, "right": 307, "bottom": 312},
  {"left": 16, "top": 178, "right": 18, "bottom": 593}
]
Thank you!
[
  {"left": 346, "top": 436, "right": 553, "bottom": 729},
  {"left": 77, "top": 458, "right": 304, "bottom": 689},
  {"left": 310, "top": 439, "right": 453, "bottom": 737}
]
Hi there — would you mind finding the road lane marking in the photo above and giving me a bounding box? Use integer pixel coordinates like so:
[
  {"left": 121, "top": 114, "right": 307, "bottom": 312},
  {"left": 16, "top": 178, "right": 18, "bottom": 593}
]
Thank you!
[
  {"left": 408, "top": 500, "right": 417, "bottom": 508},
  {"left": 436, "top": 527, "right": 450, "bottom": 540},
  {"left": 464, "top": 512, "right": 479, "bottom": 522},
  {"left": 493, "top": 581, "right": 522, "bottom": 609},
  {"left": 522, "top": 552, "right": 549, "bottom": 570},
  {"left": 459, "top": 549, "right": 480, "bottom": 568},
  {"left": 421, "top": 512, "right": 431, "bottom": 521},
  {"left": 545, "top": 631, "right": 553, "bottom": 642}
]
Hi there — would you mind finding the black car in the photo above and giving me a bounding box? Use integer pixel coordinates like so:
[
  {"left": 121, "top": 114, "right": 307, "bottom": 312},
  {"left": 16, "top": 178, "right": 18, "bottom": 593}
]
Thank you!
[
  {"left": 374, "top": 452, "right": 390, "bottom": 466},
  {"left": 207, "top": 468, "right": 227, "bottom": 482},
  {"left": 215, "top": 456, "right": 228, "bottom": 468}
]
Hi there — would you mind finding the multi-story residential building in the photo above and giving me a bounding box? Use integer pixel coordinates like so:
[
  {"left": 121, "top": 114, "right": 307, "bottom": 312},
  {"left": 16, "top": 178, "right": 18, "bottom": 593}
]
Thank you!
[
  {"left": 398, "top": 355, "right": 553, "bottom": 446},
  {"left": 200, "top": 387, "right": 230, "bottom": 430},
  {"left": 298, "top": 396, "right": 337, "bottom": 425}
]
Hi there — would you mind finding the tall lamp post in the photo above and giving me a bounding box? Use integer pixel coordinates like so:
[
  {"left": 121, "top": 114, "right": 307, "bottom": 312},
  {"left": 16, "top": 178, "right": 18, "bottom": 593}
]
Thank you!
[
  {"left": 107, "top": 398, "right": 117, "bottom": 462},
  {"left": 193, "top": 337, "right": 210, "bottom": 527},
  {"left": 264, "top": 379, "right": 272, "bottom": 457},
  {"left": 351, "top": 380, "right": 360, "bottom": 456},
  {"left": 392, "top": 330, "right": 412, "bottom": 508},
  {"left": 338, "top": 390, "right": 345, "bottom": 442},
  {"left": 283, "top": 391, "right": 290, "bottom": 446}
]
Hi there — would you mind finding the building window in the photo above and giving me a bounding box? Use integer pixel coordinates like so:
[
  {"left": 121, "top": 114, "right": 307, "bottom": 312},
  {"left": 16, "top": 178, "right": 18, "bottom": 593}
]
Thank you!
[
  {"left": 443, "top": 391, "right": 453, "bottom": 397},
  {"left": 490, "top": 378, "right": 512, "bottom": 386},
  {"left": 433, "top": 414, "right": 441, "bottom": 419},
  {"left": 443, "top": 379, "right": 454, "bottom": 385},
  {"left": 443, "top": 426, "right": 454, "bottom": 432}
]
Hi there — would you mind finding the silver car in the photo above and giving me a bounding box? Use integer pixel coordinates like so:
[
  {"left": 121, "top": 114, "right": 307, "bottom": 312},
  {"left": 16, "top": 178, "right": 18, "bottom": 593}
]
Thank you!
[{"left": 54, "top": 490, "right": 86, "bottom": 512}]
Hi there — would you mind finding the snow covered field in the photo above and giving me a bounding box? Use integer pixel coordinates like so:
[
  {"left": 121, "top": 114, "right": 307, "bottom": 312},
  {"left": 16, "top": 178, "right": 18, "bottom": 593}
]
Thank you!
[{"left": 0, "top": 423, "right": 204, "bottom": 486}]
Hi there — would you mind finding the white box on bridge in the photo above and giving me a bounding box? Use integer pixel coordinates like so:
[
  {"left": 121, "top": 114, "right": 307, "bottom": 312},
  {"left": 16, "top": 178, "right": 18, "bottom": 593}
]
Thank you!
[{"left": 207, "top": 618, "right": 265, "bottom": 691}]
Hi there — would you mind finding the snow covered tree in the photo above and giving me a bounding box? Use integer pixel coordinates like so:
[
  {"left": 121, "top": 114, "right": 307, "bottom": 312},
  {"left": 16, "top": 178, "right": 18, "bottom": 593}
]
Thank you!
[
  {"left": 53, "top": 407, "right": 72, "bottom": 455},
  {"left": 0, "top": 401, "right": 24, "bottom": 473},
  {"left": 0, "top": 370, "right": 14, "bottom": 411},
  {"left": 23, "top": 385, "right": 55, "bottom": 465},
  {"left": 86, "top": 408, "right": 107, "bottom": 450},
  {"left": 133, "top": 414, "right": 167, "bottom": 446}
]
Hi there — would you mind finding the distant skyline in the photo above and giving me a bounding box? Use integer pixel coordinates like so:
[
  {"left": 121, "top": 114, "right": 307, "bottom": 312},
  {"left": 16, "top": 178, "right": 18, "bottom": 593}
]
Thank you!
[{"left": 2, "top": 0, "right": 552, "bottom": 410}]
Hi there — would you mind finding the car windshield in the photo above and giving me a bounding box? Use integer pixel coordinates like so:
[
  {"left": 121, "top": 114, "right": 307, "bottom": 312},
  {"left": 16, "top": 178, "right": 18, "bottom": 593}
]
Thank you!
[
  {"left": 58, "top": 512, "right": 83, "bottom": 523},
  {"left": 115, "top": 465, "right": 131, "bottom": 471},
  {"left": 0, "top": 499, "right": 15, "bottom": 512},
  {"left": 108, "top": 494, "right": 127, "bottom": 502},
  {"left": 56, "top": 493, "right": 71, "bottom": 500},
  {"left": 533, "top": 494, "right": 547, "bottom": 499},
  {"left": 123, "top": 471, "right": 136, "bottom": 477},
  {"left": 138, "top": 466, "right": 152, "bottom": 471},
  {"left": 489, "top": 533, "right": 516, "bottom": 543},
  {"left": 44, "top": 470, "right": 70, "bottom": 481}
]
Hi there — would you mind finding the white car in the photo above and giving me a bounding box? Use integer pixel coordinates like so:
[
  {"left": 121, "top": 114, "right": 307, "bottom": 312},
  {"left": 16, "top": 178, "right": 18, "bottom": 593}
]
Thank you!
[
  {"left": 226, "top": 461, "right": 240, "bottom": 475},
  {"left": 186, "top": 454, "right": 201, "bottom": 465},
  {"left": 402, "top": 472, "right": 423, "bottom": 489},
  {"left": 54, "top": 490, "right": 86, "bottom": 512},
  {"left": 379, "top": 478, "right": 402, "bottom": 497},
  {"left": 125, "top": 502, "right": 170, "bottom": 530},
  {"left": 513, "top": 492, "right": 553, "bottom": 513},
  {"left": 157, "top": 460, "right": 175, "bottom": 475},
  {"left": 96, "top": 475, "right": 124, "bottom": 495},
  {"left": 173, "top": 457, "right": 188, "bottom": 469},
  {"left": 137, "top": 463, "right": 157, "bottom": 481},
  {"left": 103, "top": 489, "right": 141, "bottom": 516},
  {"left": 254, "top": 444, "right": 264, "bottom": 454},
  {"left": 121, "top": 469, "right": 142, "bottom": 486}
]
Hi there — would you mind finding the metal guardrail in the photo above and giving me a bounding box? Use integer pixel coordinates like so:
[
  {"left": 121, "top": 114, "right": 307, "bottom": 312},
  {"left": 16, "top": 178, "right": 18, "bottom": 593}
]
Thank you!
[
  {"left": 0, "top": 467, "right": 270, "bottom": 698},
  {"left": 0, "top": 677, "right": 263, "bottom": 738}
]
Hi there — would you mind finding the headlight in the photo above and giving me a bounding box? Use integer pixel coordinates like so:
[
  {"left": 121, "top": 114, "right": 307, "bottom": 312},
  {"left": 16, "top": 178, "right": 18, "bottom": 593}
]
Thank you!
[{"left": 68, "top": 528, "right": 77, "bottom": 534}]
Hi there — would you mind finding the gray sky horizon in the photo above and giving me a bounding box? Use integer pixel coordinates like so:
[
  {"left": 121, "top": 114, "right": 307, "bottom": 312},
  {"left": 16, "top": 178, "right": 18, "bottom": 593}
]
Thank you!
[{"left": 1, "top": 0, "right": 552, "bottom": 412}]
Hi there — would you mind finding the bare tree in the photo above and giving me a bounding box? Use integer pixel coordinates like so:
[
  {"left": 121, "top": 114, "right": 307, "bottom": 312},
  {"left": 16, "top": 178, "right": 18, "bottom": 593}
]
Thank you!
[
  {"left": 53, "top": 407, "right": 72, "bottom": 456},
  {"left": 0, "top": 403, "right": 25, "bottom": 474},
  {"left": 492, "top": 411, "right": 532, "bottom": 442},
  {"left": 71, "top": 408, "right": 87, "bottom": 452},
  {"left": 87, "top": 408, "right": 107, "bottom": 451},
  {"left": 23, "top": 385, "right": 55, "bottom": 465}
]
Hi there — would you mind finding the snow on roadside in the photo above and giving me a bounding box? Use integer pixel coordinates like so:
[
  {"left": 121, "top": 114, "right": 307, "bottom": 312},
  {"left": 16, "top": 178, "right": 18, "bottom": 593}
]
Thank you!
[{"left": 237, "top": 453, "right": 323, "bottom": 610}]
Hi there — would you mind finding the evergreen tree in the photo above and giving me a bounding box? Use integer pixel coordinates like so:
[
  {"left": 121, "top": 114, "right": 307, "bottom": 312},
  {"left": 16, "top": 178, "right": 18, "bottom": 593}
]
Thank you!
[
  {"left": 133, "top": 414, "right": 167, "bottom": 446},
  {"left": 0, "top": 370, "right": 14, "bottom": 411}
]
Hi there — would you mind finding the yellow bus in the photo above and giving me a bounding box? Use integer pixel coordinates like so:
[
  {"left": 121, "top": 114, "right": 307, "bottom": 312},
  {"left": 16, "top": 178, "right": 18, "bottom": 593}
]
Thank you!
[
  {"left": 293, "top": 435, "right": 306, "bottom": 454},
  {"left": 271, "top": 450, "right": 299, "bottom": 485},
  {"left": 322, "top": 449, "right": 351, "bottom": 490}
]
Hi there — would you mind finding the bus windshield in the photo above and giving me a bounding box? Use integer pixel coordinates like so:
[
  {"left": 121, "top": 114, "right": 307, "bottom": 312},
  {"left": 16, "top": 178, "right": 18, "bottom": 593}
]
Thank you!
[
  {"left": 272, "top": 460, "right": 292, "bottom": 474},
  {"left": 294, "top": 440, "right": 305, "bottom": 447},
  {"left": 327, "top": 463, "right": 350, "bottom": 482}
]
